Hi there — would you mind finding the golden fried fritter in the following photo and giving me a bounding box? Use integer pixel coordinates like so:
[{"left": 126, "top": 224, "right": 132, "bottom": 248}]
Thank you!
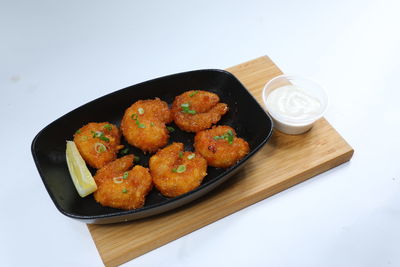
[
  {"left": 121, "top": 98, "right": 172, "bottom": 153},
  {"left": 171, "top": 90, "right": 228, "bottom": 132},
  {"left": 93, "top": 156, "right": 153, "bottom": 210},
  {"left": 194, "top": 125, "right": 250, "bottom": 168},
  {"left": 73, "top": 122, "right": 122, "bottom": 169},
  {"left": 149, "top": 142, "right": 207, "bottom": 197}
]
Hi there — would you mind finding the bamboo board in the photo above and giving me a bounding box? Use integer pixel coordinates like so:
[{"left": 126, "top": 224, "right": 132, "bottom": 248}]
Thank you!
[{"left": 87, "top": 56, "right": 354, "bottom": 266}]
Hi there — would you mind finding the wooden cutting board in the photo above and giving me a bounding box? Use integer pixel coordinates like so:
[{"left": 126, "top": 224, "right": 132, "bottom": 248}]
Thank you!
[{"left": 87, "top": 56, "right": 354, "bottom": 267}]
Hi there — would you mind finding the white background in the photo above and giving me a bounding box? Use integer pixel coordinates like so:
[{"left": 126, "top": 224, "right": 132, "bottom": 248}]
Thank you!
[{"left": 1, "top": 0, "right": 399, "bottom": 266}]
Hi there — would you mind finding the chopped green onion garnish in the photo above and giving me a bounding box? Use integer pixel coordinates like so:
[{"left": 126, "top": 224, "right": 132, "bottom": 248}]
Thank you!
[
  {"left": 75, "top": 129, "right": 81, "bottom": 134},
  {"left": 95, "top": 143, "right": 107, "bottom": 153},
  {"left": 122, "top": 188, "right": 128, "bottom": 193},
  {"left": 99, "top": 135, "right": 110, "bottom": 142},
  {"left": 180, "top": 103, "right": 196, "bottom": 114},
  {"left": 150, "top": 122, "right": 155, "bottom": 127},
  {"left": 103, "top": 124, "right": 112, "bottom": 130},
  {"left": 91, "top": 131, "right": 99, "bottom": 138},
  {"left": 134, "top": 155, "right": 140, "bottom": 162},
  {"left": 227, "top": 134, "right": 234, "bottom": 144},
  {"left": 138, "top": 107, "right": 144, "bottom": 115},
  {"left": 131, "top": 112, "right": 146, "bottom": 128},
  {"left": 91, "top": 131, "right": 110, "bottom": 142},
  {"left": 213, "top": 130, "right": 234, "bottom": 144},
  {"left": 189, "top": 90, "right": 199, "bottom": 97},
  {"left": 167, "top": 126, "right": 175, "bottom": 132},
  {"left": 187, "top": 153, "right": 195, "bottom": 160},
  {"left": 176, "top": 165, "right": 186, "bottom": 173},
  {"left": 172, "top": 165, "right": 186, "bottom": 173},
  {"left": 120, "top": 147, "right": 129, "bottom": 155},
  {"left": 113, "top": 177, "right": 123, "bottom": 184},
  {"left": 123, "top": 172, "right": 129, "bottom": 179},
  {"left": 179, "top": 151, "right": 183, "bottom": 158},
  {"left": 135, "top": 119, "right": 146, "bottom": 128}
]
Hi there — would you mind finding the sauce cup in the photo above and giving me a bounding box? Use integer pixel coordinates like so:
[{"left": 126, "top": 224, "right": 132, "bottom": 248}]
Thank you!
[{"left": 262, "top": 74, "right": 328, "bottom": 134}]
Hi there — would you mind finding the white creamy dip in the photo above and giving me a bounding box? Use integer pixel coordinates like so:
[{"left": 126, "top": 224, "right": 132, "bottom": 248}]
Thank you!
[{"left": 265, "top": 85, "right": 322, "bottom": 122}]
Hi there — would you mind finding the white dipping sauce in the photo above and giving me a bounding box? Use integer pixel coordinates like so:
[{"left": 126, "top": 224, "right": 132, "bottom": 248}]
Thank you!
[{"left": 266, "top": 85, "right": 322, "bottom": 122}]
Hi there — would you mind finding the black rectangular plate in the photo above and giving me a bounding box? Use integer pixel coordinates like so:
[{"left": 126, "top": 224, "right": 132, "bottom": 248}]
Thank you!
[{"left": 31, "top": 69, "right": 273, "bottom": 224}]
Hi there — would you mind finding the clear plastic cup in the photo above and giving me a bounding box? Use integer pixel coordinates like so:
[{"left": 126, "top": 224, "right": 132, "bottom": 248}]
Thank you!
[{"left": 262, "top": 74, "right": 328, "bottom": 135}]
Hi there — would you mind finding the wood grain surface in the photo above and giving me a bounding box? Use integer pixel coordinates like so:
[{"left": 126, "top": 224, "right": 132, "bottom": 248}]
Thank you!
[{"left": 87, "top": 56, "right": 354, "bottom": 267}]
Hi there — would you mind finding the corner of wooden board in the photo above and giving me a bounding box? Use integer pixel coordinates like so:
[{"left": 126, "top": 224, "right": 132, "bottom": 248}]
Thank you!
[{"left": 226, "top": 55, "right": 277, "bottom": 72}]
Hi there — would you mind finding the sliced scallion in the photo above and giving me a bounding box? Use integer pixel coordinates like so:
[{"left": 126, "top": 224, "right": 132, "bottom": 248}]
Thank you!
[
  {"left": 99, "top": 135, "right": 110, "bottom": 142},
  {"left": 131, "top": 113, "right": 138, "bottom": 120},
  {"left": 120, "top": 147, "right": 129, "bottom": 155},
  {"left": 213, "top": 130, "right": 234, "bottom": 144},
  {"left": 180, "top": 103, "right": 197, "bottom": 114},
  {"left": 103, "top": 124, "right": 112, "bottom": 130},
  {"left": 189, "top": 90, "right": 199, "bottom": 97},
  {"left": 113, "top": 176, "right": 123, "bottom": 184},
  {"left": 95, "top": 143, "right": 107, "bottom": 153},
  {"left": 181, "top": 103, "right": 190, "bottom": 108},
  {"left": 173, "top": 165, "right": 186, "bottom": 173}
]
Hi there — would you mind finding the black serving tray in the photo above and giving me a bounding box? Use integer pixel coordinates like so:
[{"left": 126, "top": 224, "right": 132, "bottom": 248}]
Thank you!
[{"left": 31, "top": 69, "right": 273, "bottom": 224}]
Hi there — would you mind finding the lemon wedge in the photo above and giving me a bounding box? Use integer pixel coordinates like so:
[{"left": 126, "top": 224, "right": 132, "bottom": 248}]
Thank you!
[{"left": 65, "top": 141, "right": 97, "bottom": 197}]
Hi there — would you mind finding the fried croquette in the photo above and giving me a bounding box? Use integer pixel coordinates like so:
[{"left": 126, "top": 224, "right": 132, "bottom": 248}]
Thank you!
[
  {"left": 171, "top": 90, "right": 228, "bottom": 132},
  {"left": 149, "top": 142, "right": 207, "bottom": 197},
  {"left": 93, "top": 156, "right": 153, "bottom": 210},
  {"left": 121, "top": 98, "right": 172, "bottom": 153},
  {"left": 73, "top": 122, "right": 122, "bottom": 169},
  {"left": 194, "top": 125, "right": 250, "bottom": 168}
]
